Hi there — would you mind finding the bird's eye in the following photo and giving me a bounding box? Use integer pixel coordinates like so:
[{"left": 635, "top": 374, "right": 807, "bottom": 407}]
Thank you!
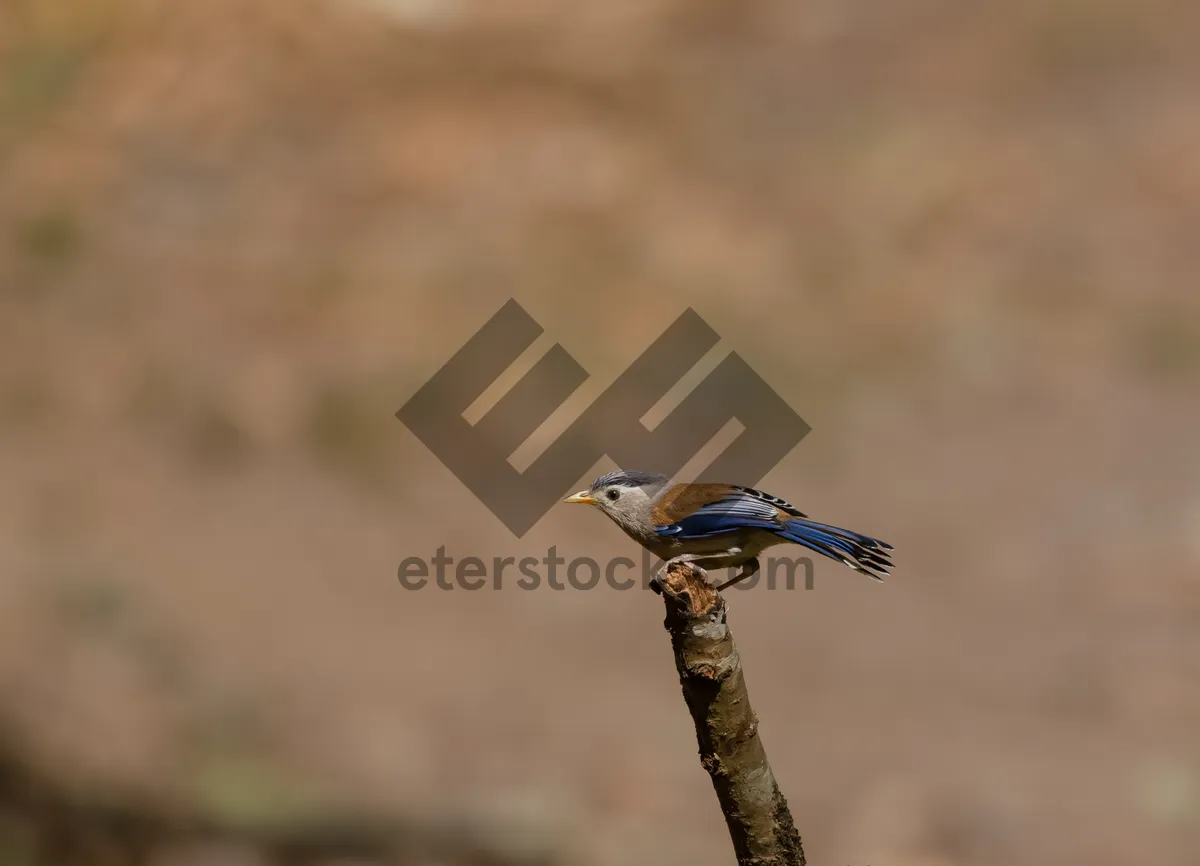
[{"left": 606, "top": 488, "right": 620, "bottom": 501}]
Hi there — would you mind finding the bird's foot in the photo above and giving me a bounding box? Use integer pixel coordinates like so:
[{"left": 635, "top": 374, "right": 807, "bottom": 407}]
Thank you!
[
  {"left": 651, "top": 559, "right": 708, "bottom": 595},
  {"left": 649, "top": 569, "right": 664, "bottom": 595}
]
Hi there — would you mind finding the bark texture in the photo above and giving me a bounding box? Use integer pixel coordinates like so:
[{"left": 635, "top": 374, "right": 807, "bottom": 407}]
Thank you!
[{"left": 658, "top": 561, "right": 806, "bottom": 866}]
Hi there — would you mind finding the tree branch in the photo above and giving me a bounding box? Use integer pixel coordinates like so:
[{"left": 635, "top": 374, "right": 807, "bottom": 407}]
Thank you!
[{"left": 657, "top": 561, "right": 806, "bottom": 866}]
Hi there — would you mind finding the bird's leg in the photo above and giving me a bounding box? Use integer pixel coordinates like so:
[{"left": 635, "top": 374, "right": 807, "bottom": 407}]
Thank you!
[{"left": 715, "top": 557, "right": 759, "bottom": 592}]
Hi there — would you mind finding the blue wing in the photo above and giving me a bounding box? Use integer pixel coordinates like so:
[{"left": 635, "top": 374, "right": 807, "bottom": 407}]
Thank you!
[
  {"left": 654, "top": 485, "right": 894, "bottom": 579},
  {"left": 654, "top": 489, "right": 782, "bottom": 538}
]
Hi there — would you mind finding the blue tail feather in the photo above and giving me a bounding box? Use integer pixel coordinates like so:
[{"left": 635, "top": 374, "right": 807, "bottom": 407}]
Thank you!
[{"left": 777, "top": 519, "right": 893, "bottom": 580}]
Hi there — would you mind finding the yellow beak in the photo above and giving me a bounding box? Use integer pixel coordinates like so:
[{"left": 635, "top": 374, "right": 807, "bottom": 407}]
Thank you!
[{"left": 563, "top": 491, "right": 595, "bottom": 505}]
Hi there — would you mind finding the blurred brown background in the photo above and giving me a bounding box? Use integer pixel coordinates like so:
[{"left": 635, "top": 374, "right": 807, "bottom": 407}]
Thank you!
[{"left": 2, "top": 0, "right": 1199, "bottom": 864}]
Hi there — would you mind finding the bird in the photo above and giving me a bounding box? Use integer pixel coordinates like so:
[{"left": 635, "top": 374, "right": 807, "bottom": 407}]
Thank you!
[{"left": 563, "top": 469, "right": 892, "bottom": 591}]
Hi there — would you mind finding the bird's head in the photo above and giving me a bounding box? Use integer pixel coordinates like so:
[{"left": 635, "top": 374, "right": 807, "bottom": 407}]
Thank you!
[{"left": 563, "top": 469, "right": 668, "bottom": 528}]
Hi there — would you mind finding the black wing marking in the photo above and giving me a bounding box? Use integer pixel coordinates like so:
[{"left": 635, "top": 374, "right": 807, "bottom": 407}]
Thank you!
[{"left": 730, "top": 485, "right": 807, "bottom": 518}]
